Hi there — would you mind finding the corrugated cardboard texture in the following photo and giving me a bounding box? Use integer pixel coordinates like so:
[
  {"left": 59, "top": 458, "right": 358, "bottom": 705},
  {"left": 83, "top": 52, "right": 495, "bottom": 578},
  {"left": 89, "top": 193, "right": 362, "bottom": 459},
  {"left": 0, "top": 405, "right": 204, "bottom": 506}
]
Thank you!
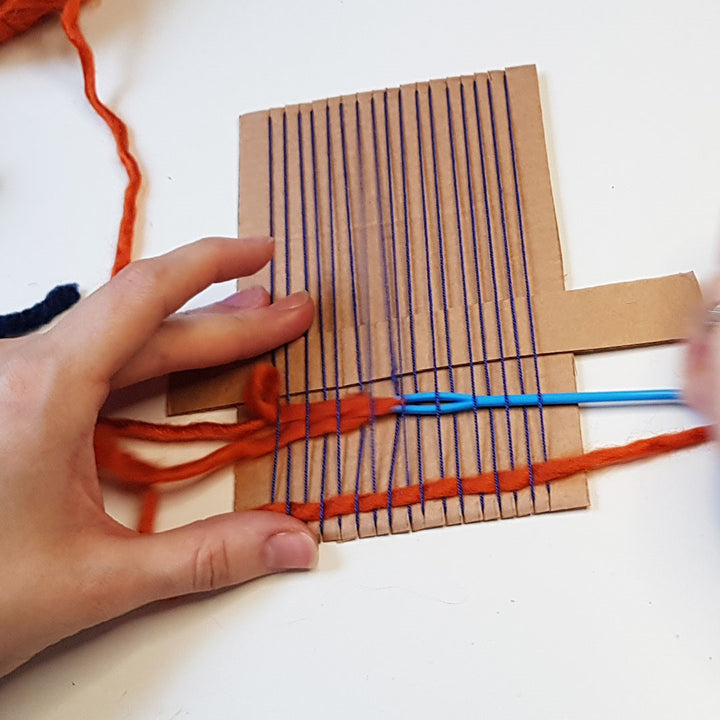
[{"left": 168, "top": 65, "right": 700, "bottom": 541}]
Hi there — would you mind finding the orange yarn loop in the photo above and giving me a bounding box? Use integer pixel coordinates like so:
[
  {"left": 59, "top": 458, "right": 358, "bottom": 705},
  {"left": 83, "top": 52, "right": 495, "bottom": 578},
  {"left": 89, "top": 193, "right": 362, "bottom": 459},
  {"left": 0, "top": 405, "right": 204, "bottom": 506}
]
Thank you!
[
  {"left": 95, "top": 363, "right": 713, "bottom": 532},
  {"left": 1, "top": 0, "right": 140, "bottom": 274}
]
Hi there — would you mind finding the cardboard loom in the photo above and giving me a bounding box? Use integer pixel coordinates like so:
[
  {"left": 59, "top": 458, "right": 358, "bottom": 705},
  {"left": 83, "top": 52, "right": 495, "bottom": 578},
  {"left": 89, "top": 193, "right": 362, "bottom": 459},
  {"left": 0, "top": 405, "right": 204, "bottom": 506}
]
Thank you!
[{"left": 169, "top": 65, "right": 700, "bottom": 541}]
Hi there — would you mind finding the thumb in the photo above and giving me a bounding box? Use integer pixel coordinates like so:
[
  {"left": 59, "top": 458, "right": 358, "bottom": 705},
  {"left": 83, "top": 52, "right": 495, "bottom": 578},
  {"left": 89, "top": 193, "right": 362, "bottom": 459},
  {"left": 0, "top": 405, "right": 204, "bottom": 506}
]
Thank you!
[{"left": 109, "top": 511, "right": 319, "bottom": 612}]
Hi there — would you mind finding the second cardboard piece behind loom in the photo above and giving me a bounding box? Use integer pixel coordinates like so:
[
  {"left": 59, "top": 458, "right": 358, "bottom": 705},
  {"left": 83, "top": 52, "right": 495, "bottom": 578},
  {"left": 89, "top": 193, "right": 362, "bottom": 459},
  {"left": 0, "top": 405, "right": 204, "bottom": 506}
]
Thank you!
[{"left": 169, "top": 65, "right": 699, "bottom": 541}]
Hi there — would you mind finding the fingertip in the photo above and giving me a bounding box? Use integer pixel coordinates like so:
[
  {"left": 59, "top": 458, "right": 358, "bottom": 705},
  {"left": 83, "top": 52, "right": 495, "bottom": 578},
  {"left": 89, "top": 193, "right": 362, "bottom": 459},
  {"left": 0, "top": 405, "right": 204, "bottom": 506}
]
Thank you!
[
  {"left": 122, "top": 510, "right": 319, "bottom": 605},
  {"left": 272, "top": 291, "right": 315, "bottom": 332},
  {"left": 263, "top": 530, "right": 319, "bottom": 571}
]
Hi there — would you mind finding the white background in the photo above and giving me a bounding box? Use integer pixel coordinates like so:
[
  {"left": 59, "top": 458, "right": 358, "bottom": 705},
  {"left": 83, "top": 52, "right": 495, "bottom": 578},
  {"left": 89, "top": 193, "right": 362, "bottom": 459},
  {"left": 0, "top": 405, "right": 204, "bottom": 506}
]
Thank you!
[{"left": 2, "top": 0, "right": 720, "bottom": 717}]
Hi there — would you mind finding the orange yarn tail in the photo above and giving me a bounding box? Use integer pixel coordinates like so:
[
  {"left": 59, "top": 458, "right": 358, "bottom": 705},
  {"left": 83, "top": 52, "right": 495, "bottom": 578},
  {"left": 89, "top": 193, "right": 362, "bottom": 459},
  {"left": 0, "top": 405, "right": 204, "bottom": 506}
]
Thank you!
[
  {"left": 95, "top": 363, "right": 397, "bottom": 532},
  {"left": 60, "top": 0, "right": 140, "bottom": 275},
  {"left": 257, "top": 425, "right": 712, "bottom": 522}
]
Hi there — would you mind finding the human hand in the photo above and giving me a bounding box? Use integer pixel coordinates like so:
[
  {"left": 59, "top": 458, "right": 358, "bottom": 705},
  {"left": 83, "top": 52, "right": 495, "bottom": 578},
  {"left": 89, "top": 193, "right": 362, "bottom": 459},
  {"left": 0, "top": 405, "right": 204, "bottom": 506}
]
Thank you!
[
  {"left": 0, "top": 236, "right": 318, "bottom": 678},
  {"left": 684, "top": 280, "right": 720, "bottom": 426}
]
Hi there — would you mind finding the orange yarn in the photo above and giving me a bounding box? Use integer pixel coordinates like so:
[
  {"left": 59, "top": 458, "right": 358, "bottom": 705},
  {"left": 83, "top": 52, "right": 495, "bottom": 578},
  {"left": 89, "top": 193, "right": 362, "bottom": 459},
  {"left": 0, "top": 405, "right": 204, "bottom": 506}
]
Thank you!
[
  {"left": 95, "top": 364, "right": 399, "bottom": 487},
  {"left": 1, "top": 0, "right": 140, "bottom": 274},
  {"left": 0, "top": 0, "right": 80, "bottom": 42},
  {"left": 259, "top": 426, "right": 711, "bottom": 522},
  {"left": 96, "top": 363, "right": 712, "bottom": 530},
  {"left": 60, "top": 0, "right": 140, "bottom": 274}
]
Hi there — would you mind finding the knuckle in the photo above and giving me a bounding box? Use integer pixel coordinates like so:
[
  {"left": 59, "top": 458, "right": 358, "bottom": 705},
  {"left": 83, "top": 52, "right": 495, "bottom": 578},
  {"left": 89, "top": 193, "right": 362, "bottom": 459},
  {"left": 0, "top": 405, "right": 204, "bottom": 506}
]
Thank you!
[{"left": 191, "top": 537, "right": 233, "bottom": 593}]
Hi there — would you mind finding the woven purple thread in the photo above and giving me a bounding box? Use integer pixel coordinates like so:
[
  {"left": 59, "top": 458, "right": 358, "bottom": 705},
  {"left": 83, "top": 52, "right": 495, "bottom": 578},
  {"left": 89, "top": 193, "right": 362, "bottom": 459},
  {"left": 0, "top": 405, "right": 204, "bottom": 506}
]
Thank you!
[
  {"left": 486, "top": 77, "right": 535, "bottom": 501},
  {"left": 397, "top": 89, "right": 425, "bottom": 514},
  {"left": 444, "top": 82, "right": 484, "bottom": 512},
  {"left": 296, "top": 110, "right": 313, "bottom": 505},
  {"left": 355, "top": 99, "right": 379, "bottom": 531},
  {"left": 325, "top": 104, "right": 344, "bottom": 536},
  {"left": 427, "top": 84, "right": 464, "bottom": 517},
  {"left": 282, "top": 111, "right": 294, "bottom": 516},
  {"left": 309, "top": 108, "right": 330, "bottom": 533},
  {"left": 503, "top": 75, "right": 549, "bottom": 474},
  {"left": 414, "top": 87, "right": 447, "bottom": 513},
  {"left": 267, "top": 115, "right": 281, "bottom": 506},
  {"left": 472, "top": 80, "right": 506, "bottom": 508},
  {"left": 384, "top": 90, "right": 413, "bottom": 526}
]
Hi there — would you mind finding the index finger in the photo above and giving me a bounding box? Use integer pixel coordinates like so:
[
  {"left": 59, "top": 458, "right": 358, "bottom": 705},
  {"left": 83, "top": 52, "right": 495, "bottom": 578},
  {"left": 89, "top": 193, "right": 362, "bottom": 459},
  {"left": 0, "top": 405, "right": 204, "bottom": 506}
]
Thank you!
[{"left": 52, "top": 236, "right": 275, "bottom": 384}]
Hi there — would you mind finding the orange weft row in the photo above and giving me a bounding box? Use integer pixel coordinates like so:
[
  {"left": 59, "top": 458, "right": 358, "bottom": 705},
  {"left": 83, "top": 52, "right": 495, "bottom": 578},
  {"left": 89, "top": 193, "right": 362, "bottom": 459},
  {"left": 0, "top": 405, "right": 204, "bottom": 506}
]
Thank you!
[{"left": 258, "top": 425, "right": 710, "bottom": 522}]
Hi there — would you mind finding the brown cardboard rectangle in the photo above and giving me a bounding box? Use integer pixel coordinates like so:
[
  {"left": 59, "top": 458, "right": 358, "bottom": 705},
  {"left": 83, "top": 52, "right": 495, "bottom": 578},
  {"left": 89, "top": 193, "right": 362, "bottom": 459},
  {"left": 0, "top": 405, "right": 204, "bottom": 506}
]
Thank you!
[{"left": 168, "top": 65, "right": 689, "bottom": 541}]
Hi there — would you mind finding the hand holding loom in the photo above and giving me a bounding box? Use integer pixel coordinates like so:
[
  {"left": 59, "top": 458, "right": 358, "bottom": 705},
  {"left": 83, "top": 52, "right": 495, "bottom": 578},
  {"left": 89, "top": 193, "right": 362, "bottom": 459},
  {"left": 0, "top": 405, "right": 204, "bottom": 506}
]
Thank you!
[{"left": 0, "top": 237, "right": 318, "bottom": 679}]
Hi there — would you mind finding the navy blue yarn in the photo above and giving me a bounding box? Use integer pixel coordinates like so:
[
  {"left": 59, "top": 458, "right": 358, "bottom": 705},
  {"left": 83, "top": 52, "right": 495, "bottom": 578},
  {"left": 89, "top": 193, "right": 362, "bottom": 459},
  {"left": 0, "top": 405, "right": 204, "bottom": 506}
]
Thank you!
[
  {"left": 282, "top": 112, "right": 294, "bottom": 516},
  {"left": 325, "top": 104, "right": 344, "bottom": 535},
  {"left": 397, "top": 89, "right": 425, "bottom": 514},
  {"left": 503, "top": 75, "right": 549, "bottom": 468},
  {"left": 472, "top": 80, "right": 505, "bottom": 507},
  {"left": 414, "top": 87, "right": 447, "bottom": 514},
  {"left": 267, "top": 115, "right": 282, "bottom": 506},
  {"left": 486, "top": 77, "right": 535, "bottom": 500},
  {"left": 0, "top": 283, "right": 80, "bottom": 338},
  {"left": 309, "top": 109, "right": 330, "bottom": 533},
  {"left": 355, "top": 99, "right": 379, "bottom": 531},
  {"left": 384, "top": 90, "right": 413, "bottom": 526},
  {"left": 338, "top": 101, "right": 365, "bottom": 532},
  {"left": 444, "top": 82, "right": 484, "bottom": 513},
  {"left": 427, "top": 85, "right": 464, "bottom": 517}
]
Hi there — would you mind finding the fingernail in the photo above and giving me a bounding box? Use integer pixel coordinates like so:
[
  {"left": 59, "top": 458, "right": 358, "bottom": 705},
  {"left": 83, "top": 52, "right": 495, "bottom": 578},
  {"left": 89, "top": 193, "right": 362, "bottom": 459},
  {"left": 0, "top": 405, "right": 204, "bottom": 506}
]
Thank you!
[
  {"left": 243, "top": 236, "right": 274, "bottom": 246},
  {"left": 272, "top": 291, "right": 311, "bottom": 311},
  {"left": 264, "top": 531, "right": 318, "bottom": 570},
  {"left": 219, "top": 285, "right": 269, "bottom": 309}
]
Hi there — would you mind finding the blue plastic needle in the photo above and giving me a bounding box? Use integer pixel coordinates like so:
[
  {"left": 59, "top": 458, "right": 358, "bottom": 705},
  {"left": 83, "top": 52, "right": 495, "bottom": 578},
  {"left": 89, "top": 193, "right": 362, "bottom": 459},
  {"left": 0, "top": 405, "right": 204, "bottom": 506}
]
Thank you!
[{"left": 394, "top": 389, "right": 682, "bottom": 415}]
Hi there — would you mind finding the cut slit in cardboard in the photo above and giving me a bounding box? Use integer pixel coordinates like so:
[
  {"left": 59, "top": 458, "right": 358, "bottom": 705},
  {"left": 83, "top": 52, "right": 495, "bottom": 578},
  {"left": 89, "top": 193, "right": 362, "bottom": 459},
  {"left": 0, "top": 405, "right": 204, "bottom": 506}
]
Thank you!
[{"left": 168, "top": 65, "right": 701, "bottom": 541}]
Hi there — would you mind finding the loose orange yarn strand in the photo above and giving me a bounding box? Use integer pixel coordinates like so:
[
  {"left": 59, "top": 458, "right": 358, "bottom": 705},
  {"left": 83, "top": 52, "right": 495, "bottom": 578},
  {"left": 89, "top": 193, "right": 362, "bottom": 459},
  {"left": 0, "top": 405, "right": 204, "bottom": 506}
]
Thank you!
[
  {"left": 1, "top": 0, "right": 140, "bottom": 273},
  {"left": 95, "top": 364, "right": 712, "bottom": 527},
  {"left": 59, "top": 0, "right": 140, "bottom": 275}
]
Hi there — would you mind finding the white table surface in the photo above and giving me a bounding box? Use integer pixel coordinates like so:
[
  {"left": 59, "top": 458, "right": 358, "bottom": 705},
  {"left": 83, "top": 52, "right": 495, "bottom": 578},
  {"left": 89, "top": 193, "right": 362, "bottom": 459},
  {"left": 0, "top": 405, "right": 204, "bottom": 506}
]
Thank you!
[{"left": 2, "top": 1, "right": 720, "bottom": 717}]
